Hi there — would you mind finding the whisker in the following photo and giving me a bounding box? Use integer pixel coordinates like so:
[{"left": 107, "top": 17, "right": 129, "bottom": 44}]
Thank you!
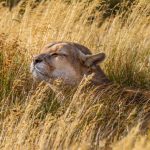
[{"left": 35, "top": 66, "right": 48, "bottom": 77}]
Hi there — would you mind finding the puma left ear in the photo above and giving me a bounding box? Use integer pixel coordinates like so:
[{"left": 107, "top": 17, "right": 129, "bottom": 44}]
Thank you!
[{"left": 85, "top": 53, "right": 106, "bottom": 67}]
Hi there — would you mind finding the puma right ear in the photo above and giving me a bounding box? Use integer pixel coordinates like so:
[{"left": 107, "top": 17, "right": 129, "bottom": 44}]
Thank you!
[
  {"left": 85, "top": 53, "right": 106, "bottom": 66},
  {"left": 79, "top": 51, "right": 106, "bottom": 67}
]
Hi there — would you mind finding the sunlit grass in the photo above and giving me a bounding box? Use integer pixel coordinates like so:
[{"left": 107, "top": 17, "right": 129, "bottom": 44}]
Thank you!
[{"left": 0, "top": 0, "right": 150, "bottom": 149}]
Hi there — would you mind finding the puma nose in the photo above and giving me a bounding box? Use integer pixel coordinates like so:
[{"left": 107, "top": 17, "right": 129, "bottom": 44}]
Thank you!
[
  {"left": 35, "top": 58, "right": 42, "bottom": 63},
  {"left": 33, "top": 57, "right": 43, "bottom": 64}
]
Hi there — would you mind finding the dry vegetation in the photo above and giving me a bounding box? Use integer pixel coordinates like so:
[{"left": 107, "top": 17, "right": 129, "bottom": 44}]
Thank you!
[{"left": 0, "top": 0, "right": 150, "bottom": 149}]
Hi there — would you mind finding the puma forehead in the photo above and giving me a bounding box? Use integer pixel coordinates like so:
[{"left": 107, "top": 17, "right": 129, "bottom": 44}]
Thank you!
[{"left": 30, "top": 42, "right": 109, "bottom": 85}]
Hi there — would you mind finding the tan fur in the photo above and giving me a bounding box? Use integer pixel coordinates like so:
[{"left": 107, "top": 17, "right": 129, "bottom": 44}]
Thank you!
[{"left": 30, "top": 42, "right": 110, "bottom": 85}]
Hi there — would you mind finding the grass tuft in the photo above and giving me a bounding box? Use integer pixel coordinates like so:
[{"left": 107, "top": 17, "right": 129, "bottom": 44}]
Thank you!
[{"left": 0, "top": 0, "right": 150, "bottom": 149}]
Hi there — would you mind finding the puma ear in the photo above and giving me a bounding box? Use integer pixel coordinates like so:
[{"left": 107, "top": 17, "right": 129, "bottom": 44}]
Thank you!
[
  {"left": 85, "top": 53, "right": 106, "bottom": 66},
  {"left": 79, "top": 51, "right": 106, "bottom": 67}
]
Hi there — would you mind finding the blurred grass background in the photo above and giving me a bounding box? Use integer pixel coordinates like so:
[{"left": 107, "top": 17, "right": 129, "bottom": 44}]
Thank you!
[{"left": 0, "top": 0, "right": 150, "bottom": 149}]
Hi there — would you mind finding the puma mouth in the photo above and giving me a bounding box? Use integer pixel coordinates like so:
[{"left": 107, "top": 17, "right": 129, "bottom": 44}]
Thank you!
[{"left": 34, "top": 66, "right": 48, "bottom": 77}]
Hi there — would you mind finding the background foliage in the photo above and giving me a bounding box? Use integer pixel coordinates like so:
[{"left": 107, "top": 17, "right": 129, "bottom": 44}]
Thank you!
[{"left": 0, "top": 0, "right": 150, "bottom": 149}]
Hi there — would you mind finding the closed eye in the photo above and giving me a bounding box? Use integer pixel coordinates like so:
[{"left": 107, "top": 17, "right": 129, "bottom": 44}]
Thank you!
[
  {"left": 51, "top": 53, "right": 68, "bottom": 57},
  {"left": 51, "top": 53, "right": 58, "bottom": 57}
]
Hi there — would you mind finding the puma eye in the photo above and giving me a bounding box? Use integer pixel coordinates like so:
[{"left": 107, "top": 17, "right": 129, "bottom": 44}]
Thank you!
[
  {"left": 50, "top": 53, "right": 68, "bottom": 58},
  {"left": 51, "top": 53, "right": 58, "bottom": 57}
]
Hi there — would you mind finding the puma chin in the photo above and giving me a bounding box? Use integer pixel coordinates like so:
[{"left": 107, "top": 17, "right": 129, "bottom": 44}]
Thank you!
[{"left": 30, "top": 42, "right": 110, "bottom": 85}]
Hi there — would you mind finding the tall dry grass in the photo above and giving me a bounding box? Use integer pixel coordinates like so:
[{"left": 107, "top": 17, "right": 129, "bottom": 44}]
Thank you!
[{"left": 0, "top": 0, "right": 150, "bottom": 149}]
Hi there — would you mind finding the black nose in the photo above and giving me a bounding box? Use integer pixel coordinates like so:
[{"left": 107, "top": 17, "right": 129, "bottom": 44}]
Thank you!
[{"left": 34, "top": 58, "right": 43, "bottom": 64}]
